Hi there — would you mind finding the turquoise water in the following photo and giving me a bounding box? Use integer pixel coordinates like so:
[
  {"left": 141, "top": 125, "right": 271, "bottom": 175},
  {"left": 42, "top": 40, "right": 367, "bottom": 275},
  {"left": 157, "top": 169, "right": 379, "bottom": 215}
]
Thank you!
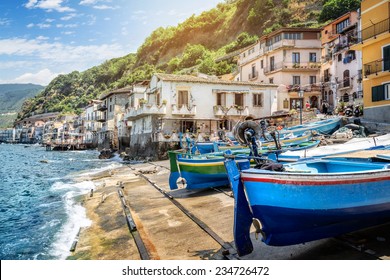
[{"left": 0, "top": 144, "right": 123, "bottom": 260}]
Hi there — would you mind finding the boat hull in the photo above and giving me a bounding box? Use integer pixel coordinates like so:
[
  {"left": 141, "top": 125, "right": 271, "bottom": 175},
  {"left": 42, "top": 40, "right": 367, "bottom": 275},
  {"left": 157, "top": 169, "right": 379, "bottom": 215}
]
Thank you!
[{"left": 241, "top": 162, "right": 390, "bottom": 246}]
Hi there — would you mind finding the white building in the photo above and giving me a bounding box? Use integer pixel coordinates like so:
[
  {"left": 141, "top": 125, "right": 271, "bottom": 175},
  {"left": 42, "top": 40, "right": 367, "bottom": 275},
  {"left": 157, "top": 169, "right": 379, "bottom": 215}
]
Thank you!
[
  {"left": 124, "top": 73, "right": 278, "bottom": 159},
  {"left": 321, "top": 11, "right": 362, "bottom": 112},
  {"left": 238, "top": 28, "right": 323, "bottom": 111}
]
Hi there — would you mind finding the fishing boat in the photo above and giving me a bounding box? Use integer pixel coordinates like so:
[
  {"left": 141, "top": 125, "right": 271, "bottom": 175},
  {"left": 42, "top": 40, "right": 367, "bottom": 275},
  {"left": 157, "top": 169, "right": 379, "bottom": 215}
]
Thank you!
[
  {"left": 268, "top": 133, "right": 390, "bottom": 162},
  {"left": 224, "top": 152, "right": 390, "bottom": 256},
  {"left": 277, "top": 116, "right": 342, "bottom": 137},
  {"left": 168, "top": 138, "right": 320, "bottom": 190}
]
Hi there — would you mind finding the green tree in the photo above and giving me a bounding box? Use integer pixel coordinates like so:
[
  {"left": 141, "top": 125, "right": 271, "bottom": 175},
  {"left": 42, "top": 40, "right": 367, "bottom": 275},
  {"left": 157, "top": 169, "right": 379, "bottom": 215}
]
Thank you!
[{"left": 319, "top": 0, "right": 360, "bottom": 23}]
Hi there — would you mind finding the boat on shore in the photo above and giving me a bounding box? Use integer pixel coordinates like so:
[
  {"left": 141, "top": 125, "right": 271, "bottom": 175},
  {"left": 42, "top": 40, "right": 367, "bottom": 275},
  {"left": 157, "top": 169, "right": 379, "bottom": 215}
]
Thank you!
[
  {"left": 168, "top": 138, "right": 320, "bottom": 190},
  {"left": 224, "top": 153, "right": 390, "bottom": 256},
  {"left": 268, "top": 133, "right": 390, "bottom": 162},
  {"left": 276, "top": 117, "right": 342, "bottom": 137}
]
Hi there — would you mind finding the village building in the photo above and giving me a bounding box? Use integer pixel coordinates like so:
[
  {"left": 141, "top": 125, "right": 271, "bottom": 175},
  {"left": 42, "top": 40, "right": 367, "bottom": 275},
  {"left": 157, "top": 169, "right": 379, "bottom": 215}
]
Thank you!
[
  {"left": 350, "top": 0, "right": 390, "bottom": 123},
  {"left": 124, "top": 73, "right": 278, "bottom": 159},
  {"left": 321, "top": 11, "right": 362, "bottom": 112},
  {"left": 97, "top": 87, "right": 131, "bottom": 150},
  {"left": 14, "top": 112, "right": 59, "bottom": 144},
  {"left": 83, "top": 100, "right": 102, "bottom": 148},
  {"left": 237, "top": 28, "right": 323, "bottom": 112}
]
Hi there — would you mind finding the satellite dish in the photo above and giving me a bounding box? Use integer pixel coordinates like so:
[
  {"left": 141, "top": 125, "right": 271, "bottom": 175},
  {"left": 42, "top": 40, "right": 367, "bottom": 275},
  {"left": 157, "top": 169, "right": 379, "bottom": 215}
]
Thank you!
[{"left": 234, "top": 121, "right": 261, "bottom": 145}]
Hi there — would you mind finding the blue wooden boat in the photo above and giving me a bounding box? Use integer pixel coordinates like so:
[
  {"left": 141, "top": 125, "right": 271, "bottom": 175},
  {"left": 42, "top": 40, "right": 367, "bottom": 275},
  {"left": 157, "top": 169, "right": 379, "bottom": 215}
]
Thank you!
[
  {"left": 224, "top": 155, "right": 390, "bottom": 256},
  {"left": 168, "top": 139, "right": 320, "bottom": 190}
]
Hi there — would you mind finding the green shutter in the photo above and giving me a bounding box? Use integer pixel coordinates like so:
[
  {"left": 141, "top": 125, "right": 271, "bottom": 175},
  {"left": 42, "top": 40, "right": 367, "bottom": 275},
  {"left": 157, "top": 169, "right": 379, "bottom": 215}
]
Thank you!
[
  {"left": 372, "top": 85, "right": 385, "bottom": 102},
  {"left": 384, "top": 46, "right": 390, "bottom": 71}
]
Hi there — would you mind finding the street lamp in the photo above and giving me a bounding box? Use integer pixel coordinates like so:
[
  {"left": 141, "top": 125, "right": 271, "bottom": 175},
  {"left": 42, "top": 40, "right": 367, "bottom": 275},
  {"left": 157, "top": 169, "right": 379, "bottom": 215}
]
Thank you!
[{"left": 298, "top": 90, "right": 304, "bottom": 125}]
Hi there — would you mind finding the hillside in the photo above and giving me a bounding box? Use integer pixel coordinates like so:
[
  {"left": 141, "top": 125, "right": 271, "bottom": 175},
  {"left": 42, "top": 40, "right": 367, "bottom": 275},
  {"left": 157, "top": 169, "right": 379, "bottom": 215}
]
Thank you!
[
  {"left": 16, "top": 0, "right": 360, "bottom": 122},
  {"left": 0, "top": 84, "right": 44, "bottom": 128}
]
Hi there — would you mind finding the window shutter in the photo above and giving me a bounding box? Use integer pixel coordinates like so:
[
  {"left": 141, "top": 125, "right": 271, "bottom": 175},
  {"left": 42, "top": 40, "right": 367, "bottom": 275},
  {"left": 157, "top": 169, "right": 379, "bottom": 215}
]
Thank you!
[
  {"left": 383, "top": 46, "right": 390, "bottom": 71},
  {"left": 372, "top": 85, "right": 385, "bottom": 102}
]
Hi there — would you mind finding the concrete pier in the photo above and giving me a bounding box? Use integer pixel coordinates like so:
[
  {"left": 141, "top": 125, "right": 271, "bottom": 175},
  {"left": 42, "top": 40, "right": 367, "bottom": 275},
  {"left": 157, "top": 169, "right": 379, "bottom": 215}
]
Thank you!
[{"left": 69, "top": 160, "right": 390, "bottom": 260}]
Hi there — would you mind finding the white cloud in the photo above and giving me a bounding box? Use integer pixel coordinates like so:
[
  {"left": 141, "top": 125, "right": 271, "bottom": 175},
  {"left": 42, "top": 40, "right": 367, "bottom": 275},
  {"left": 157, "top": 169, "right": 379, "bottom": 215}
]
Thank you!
[
  {"left": 93, "top": 5, "right": 118, "bottom": 10},
  {"left": 27, "top": 23, "right": 35, "bottom": 28},
  {"left": 24, "top": 0, "right": 75, "bottom": 13},
  {"left": 0, "top": 38, "right": 127, "bottom": 64},
  {"left": 0, "top": 18, "right": 11, "bottom": 26},
  {"left": 61, "top": 13, "right": 77, "bottom": 21},
  {"left": 3, "top": 69, "right": 60, "bottom": 86}
]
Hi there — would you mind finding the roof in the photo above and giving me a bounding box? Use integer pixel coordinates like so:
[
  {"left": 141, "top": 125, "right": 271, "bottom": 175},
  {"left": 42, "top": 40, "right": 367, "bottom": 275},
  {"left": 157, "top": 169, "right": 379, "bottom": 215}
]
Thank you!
[
  {"left": 154, "top": 73, "right": 277, "bottom": 88},
  {"left": 99, "top": 86, "right": 132, "bottom": 100},
  {"left": 259, "top": 27, "right": 323, "bottom": 41}
]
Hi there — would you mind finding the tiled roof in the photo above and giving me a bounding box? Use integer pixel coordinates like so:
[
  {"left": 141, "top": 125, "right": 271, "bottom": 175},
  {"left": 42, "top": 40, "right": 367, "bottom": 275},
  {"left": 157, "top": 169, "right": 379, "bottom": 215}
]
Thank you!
[{"left": 155, "top": 73, "right": 277, "bottom": 87}]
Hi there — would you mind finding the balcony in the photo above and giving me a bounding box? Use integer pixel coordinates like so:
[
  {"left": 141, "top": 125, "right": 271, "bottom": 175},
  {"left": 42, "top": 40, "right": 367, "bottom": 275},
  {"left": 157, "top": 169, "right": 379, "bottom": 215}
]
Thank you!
[
  {"left": 264, "top": 39, "right": 296, "bottom": 53},
  {"left": 171, "top": 104, "right": 196, "bottom": 116},
  {"left": 364, "top": 58, "right": 390, "bottom": 77},
  {"left": 125, "top": 104, "right": 167, "bottom": 120},
  {"left": 96, "top": 115, "right": 106, "bottom": 122},
  {"left": 213, "top": 105, "right": 250, "bottom": 117},
  {"left": 357, "top": 18, "right": 390, "bottom": 44},
  {"left": 97, "top": 104, "right": 107, "bottom": 111},
  {"left": 264, "top": 62, "right": 321, "bottom": 74}
]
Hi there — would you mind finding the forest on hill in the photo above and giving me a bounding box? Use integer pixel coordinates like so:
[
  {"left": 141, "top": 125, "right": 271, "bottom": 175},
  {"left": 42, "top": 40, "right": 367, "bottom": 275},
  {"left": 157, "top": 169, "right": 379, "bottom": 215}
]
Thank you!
[
  {"left": 0, "top": 84, "right": 44, "bottom": 128},
  {"left": 16, "top": 0, "right": 361, "bottom": 122}
]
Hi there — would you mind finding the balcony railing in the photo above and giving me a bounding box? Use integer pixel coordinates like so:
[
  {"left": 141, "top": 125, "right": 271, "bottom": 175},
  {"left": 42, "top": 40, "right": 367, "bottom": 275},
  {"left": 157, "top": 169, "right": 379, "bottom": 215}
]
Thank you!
[
  {"left": 125, "top": 104, "right": 167, "bottom": 120},
  {"left": 364, "top": 58, "right": 390, "bottom": 77},
  {"left": 213, "top": 105, "right": 250, "bottom": 117},
  {"left": 97, "top": 104, "right": 107, "bottom": 111},
  {"left": 357, "top": 18, "right": 390, "bottom": 43},
  {"left": 264, "top": 62, "right": 321, "bottom": 74},
  {"left": 171, "top": 104, "right": 196, "bottom": 116}
]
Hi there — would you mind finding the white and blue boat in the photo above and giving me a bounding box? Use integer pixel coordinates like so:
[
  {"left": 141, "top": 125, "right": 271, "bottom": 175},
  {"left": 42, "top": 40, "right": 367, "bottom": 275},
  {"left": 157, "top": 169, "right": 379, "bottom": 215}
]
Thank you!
[
  {"left": 277, "top": 117, "right": 342, "bottom": 137},
  {"left": 224, "top": 154, "right": 390, "bottom": 256}
]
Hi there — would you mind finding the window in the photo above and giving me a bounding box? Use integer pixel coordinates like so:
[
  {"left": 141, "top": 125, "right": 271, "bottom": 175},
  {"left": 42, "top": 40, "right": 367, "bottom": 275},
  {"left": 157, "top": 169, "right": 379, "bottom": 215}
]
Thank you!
[
  {"left": 324, "top": 69, "right": 330, "bottom": 82},
  {"left": 338, "top": 53, "right": 342, "bottom": 62},
  {"left": 292, "top": 52, "right": 300, "bottom": 64},
  {"left": 235, "top": 93, "right": 244, "bottom": 107},
  {"left": 270, "top": 56, "right": 275, "bottom": 71},
  {"left": 384, "top": 45, "right": 390, "bottom": 71},
  {"left": 178, "top": 90, "right": 189, "bottom": 108},
  {"left": 251, "top": 64, "right": 257, "bottom": 79},
  {"left": 386, "top": 84, "right": 390, "bottom": 100},
  {"left": 253, "top": 93, "right": 263, "bottom": 107},
  {"left": 372, "top": 84, "right": 390, "bottom": 102},
  {"left": 310, "top": 76, "right": 316, "bottom": 85},
  {"left": 216, "top": 92, "right": 226, "bottom": 106},
  {"left": 260, "top": 60, "right": 264, "bottom": 69},
  {"left": 343, "top": 70, "right": 350, "bottom": 87},
  {"left": 336, "top": 19, "right": 350, "bottom": 34},
  {"left": 284, "top": 33, "right": 302, "bottom": 40},
  {"left": 269, "top": 78, "right": 274, "bottom": 84},
  {"left": 309, "top": 53, "right": 317, "bottom": 62},
  {"left": 292, "top": 76, "right": 300, "bottom": 86},
  {"left": 248, "top": 47, "right": 255, "bottom": 55}
]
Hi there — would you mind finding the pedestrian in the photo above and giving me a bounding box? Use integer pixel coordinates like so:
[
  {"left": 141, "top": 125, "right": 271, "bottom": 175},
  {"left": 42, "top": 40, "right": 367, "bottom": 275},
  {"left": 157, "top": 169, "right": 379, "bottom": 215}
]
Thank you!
[
  {"left": 322, "top": 101, "right": 328, "bottom": 115},
  {"left": 305, "top": 101, "right": 310, "bottom": 109}
]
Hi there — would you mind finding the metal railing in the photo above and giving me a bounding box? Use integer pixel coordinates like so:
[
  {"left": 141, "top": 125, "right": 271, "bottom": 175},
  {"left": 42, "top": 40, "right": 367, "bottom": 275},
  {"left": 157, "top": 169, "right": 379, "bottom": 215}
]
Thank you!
[
  {"left": 357, "top": 18, "right": 390, "bottom": 43},
  {"left": 363, "top": 58, "right": 389, "bottom": 77}
]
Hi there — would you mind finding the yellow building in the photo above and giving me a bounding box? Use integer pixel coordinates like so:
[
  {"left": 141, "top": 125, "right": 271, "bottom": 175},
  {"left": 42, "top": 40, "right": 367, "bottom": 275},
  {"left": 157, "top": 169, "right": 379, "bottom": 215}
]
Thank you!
[{"left": 351, "top": 0, "right": 390, "bottom": 122}]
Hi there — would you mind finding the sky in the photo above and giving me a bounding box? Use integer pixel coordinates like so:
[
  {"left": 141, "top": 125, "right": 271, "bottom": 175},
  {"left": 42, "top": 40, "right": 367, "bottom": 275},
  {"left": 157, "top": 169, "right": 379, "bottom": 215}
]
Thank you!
[{"left": 0, "top": 0, "right": 222, "bottom": 86}]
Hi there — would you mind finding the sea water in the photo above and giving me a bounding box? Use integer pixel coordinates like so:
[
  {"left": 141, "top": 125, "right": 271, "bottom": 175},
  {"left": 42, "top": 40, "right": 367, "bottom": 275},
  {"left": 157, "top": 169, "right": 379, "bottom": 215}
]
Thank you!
[{"left": 0, "top": 144, "right": 123, "bottom": 260}]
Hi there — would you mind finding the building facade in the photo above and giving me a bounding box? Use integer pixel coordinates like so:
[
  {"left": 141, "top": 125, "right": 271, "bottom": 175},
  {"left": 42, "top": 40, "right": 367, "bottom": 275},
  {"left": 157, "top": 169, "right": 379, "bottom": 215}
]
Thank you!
[
  {"left": 351, "top": 0, "right": 390, "bottom": 122},
  {"left": 238, "top": 28, "right": 323, "bottom": 111},
  {"left": 124, "top": 73, "right": 278, "bottom": 159},
  {"left": 321, "top": 11, "right": 362, "bottom": 112}
]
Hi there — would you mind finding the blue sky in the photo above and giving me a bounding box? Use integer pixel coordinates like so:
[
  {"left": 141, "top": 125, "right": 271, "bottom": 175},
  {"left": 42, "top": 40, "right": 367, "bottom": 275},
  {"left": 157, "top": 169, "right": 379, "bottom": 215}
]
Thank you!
[{"left": 0, "top": 0, "right": 222, "bottom": 85}]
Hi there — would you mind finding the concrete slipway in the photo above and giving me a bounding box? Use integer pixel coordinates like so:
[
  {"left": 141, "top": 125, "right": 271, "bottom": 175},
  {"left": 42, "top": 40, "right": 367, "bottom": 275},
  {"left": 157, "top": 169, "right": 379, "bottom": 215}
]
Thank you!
[{"left": 69, "top": 159, "right": 390, "bottom": 260}]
